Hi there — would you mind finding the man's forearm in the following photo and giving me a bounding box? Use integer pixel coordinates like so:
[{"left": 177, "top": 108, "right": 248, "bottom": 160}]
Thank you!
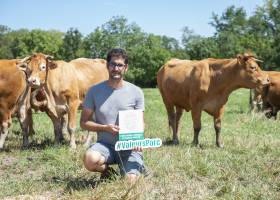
[{"left": 80, "top": 120, "right": 108, "bottom": 132}]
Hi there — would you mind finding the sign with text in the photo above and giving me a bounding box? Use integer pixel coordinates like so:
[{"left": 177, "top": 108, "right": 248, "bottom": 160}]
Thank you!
[
  {"left": 116, "top": 109, "right": 162, "bottom": 151},
  {"left": 118, "top": 110, "right": 144, "bottom": 141}
]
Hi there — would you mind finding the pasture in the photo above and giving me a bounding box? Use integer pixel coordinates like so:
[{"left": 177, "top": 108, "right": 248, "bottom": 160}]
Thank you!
[{"left": 0, "top": 88, "right": 280, "bottom": 199}]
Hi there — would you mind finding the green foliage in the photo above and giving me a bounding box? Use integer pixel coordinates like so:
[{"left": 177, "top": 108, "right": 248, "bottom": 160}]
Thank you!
[
  {"left": 9, "top": 29, "right": 63, "bottom": 58},
  {"left": 0, "top": 25, "right": 13, "bottom": 59},
  {"left": 1, "top": 0, "right": 280, "bottom": 85},
  {"left": 59, "top": 28, "right": 83, "bottom": 61}
]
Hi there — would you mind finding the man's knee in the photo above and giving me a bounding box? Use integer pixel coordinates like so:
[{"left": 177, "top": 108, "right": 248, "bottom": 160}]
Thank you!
[{"left": 83, "top": 150, "right": 105, "bottom": 171}]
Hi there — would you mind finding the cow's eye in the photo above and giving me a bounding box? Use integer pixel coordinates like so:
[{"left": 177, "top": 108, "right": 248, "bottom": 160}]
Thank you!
[
  {"left": 40, "top": 64, "right": 46, "bottom": 71},
  {"left": 250, "top": 66, "right": 256, "bottom": 71}
]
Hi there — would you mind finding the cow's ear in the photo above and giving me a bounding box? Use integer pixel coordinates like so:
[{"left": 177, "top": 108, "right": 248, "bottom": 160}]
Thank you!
[
  {"left": 47, "top": 60, "right": 58, "bottom": 69},
  {"left": 16, "top": 62, "right": 28, "bottom": 71},
  {"left": 16, "top": 56, "right": 31, "bottom": 71},
  {"left": 45, "top": 55, "right": 57, "bottom": 69},
  {"left": 237, "top": 54, "right": 248, "bottom": 65}
]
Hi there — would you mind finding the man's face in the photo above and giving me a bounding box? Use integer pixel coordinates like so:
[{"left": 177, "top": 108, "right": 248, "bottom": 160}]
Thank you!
[{"left": 108, "top": 56, "right": 127, "bottom": 80}]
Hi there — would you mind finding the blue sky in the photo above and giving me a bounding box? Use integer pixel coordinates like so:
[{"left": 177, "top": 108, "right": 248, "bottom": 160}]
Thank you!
[{"left": 0, "top": 0, "right": 264, "bottom": 40}]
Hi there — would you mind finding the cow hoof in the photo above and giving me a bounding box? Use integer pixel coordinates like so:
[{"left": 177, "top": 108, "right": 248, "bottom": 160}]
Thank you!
[
  {"left": 172, "top": 140, "right": 179, "bottom": 145},
  {"left": 22, "top": 145, "right": 29, "bottom": 150},
  {"left": 191, "top": 142, "right": 199, "bottom": 147},
  {"left": 216, "top": 143, "right": 224, "bottom": 148},
  {"left": 70, "top": 143, "right": 76, "bottom": 149}
]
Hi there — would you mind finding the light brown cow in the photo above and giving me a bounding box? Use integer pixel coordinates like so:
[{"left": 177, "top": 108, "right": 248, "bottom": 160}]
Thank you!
[
  {"left": 70, "top": 58, "right": 108, "bottom": 101},
  {"left": 157, "top": 54, "right": 269, "bottom": 147},
  {"left": 70, "top": 58, "right": 108, "bottom": 145},
  {"left": 17, "top": 53, "right": 80, "bottom": 148},
  {"left": 0, "top": 59, "right": 33, "bottom": 149},
  {"left": 249, "top": 87, "right": 263, "bottom": 111}
]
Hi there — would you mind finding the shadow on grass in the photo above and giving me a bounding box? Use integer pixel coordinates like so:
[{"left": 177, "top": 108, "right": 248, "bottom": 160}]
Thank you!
[
  {"left": 64, "top": 176, "right": 99, "bottom": 192},
  {"left": 163, "top": 139, "right": 178, "bottom": 146},
  {"left": 162, "top": 138, "right": 209, "bottom": 149},
  {"left": 27, "top": 138, "right": 57, "bottom": 150}
]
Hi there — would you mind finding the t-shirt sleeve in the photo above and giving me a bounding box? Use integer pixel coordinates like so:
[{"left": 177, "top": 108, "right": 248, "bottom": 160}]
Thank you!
[
  {"left": 83, "top": 88, "right": 95, "bottom": 110},
  {"left": 135, "top": 87, "right": 145, "bottom": 111}
]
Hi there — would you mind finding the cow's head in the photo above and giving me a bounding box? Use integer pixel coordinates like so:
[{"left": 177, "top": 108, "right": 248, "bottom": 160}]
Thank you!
[
  {"left": 17, "top": 53, "right": 57, "bottom": 88},
  {"left": 236, "top": 53, "right": 269, "bottom": 88}
]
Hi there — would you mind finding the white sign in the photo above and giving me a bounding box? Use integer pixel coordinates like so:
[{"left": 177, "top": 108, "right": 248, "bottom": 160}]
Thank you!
[{"left": 118, "top": 110, "right": 144, "bottom": 141}]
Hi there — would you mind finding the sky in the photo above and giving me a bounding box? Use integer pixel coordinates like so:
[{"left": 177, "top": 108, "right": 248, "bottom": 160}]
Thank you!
[{"left": 0, "top": 0, "right": 265, "bottom": 40}]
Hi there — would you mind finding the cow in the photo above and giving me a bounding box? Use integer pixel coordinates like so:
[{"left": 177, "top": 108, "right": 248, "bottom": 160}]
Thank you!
[
  {"left": 17, "top": 53, "right": 80, "bottom": 148},
  {"left": 69, "top": 58, "right": 108, "bottom": 145},
  {"left": 0, "top": 59, "right": 33, "bottom": 149},
  {"left": 257, "top": 71, "right": 280, "bottom": 119},
  {"left": 157, "top": 54, "right": 269, "bottom": 147},
  {"left": 249, "top": 87, "right": 263, "bottom": 112},
  {"left": 17, "top": 54, "right": 109, "bottom": 148},
  {"left": 69, "top": 58, "right": 108, "bottom": 102}
]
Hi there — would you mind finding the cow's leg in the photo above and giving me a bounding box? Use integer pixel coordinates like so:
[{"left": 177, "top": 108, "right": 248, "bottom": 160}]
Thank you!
[
  {"left": 53, "top": 118, "right": 63, "bottom": 145},
  {"left": 162, "top": 99, "right": 177, "bottom": 144},
  {"left": 175, "top": 106, "right": 183, "bottom": 140},
  {"left": 61, "top": 113, "right": 68, "bottom": 136},
  {"left": 272, "top": 107, "right": 278, "bottom": 120},
  {"left": 0, "top": 114, "right": 11, "bottom": 149},
  {"left": 214, "top": 107, "right": 224, "bottom": 148},
  {"left": 84, "top": 131, "right": 93, "bottom": 147},
  {"left": 18, "top": 105, "right": 34, "bottom": 148},
  {"left": 45, "top": 112, "right": 62, "bottom": 145},
  {"left": 28, "top": 108, "right": 35, "bottom": 139},
  {"left": 191, "top": 109, "right": 202, "bottom": 146},
  {"left": 67, "top": 98, "right": 80, "bottom": 149},
  {"left": 168, "top": 105, "right": 177, "bottom": 144}
]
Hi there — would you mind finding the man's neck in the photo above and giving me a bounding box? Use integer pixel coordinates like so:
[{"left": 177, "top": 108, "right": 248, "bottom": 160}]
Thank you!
[{"left": 107, "top": 79, "right": 125, "bottom": 89}]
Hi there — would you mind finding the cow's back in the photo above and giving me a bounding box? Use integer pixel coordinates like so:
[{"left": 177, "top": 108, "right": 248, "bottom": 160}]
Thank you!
[
  {"left": 157, "top": 59, "right": 196, "bottom": 110},
  {"left": 70, "top": 58, "right": 108, "bottom": 101},
  {"left": 0, "top": 60, "right": 26, "bottom": 115}
]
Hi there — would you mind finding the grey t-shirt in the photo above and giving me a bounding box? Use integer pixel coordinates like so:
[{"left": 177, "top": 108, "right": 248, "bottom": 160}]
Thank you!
[{"left": 83, "top": 80, "right": 144, "bottom": 146}]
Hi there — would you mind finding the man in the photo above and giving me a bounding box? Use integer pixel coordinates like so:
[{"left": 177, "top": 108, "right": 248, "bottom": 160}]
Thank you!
[{"left": 80, "top": 48, "right": 146, "bottom": 184}]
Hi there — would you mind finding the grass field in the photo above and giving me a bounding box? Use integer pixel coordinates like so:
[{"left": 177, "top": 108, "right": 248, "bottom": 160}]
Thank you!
[{"left": 0, "top": 88, "right": 280, "bottom": 200}]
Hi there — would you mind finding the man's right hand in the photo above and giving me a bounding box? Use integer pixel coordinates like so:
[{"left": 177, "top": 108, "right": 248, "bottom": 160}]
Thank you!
[{"left": 105, "top": 124, "right": 120, "bottom": 135}]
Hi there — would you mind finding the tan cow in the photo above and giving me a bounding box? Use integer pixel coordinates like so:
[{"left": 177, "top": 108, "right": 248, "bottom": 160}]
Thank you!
[
  {"left": 157, "top": 54, "right": 269, "bottom": 147},
  {"left": 70, "top": 58, "right": 108, "bottom": 101},
  {"left": 70, "top": 58, "right": 108, "bottom": 145},
  {"left": 0, "top": 59, "right": 33, "bottom": 149},
  {"left": 249, "top": 87, "right": 263, "bottom": 112},
  {"left": 17, "top": 53, "right": 80, "bottom": 148}
]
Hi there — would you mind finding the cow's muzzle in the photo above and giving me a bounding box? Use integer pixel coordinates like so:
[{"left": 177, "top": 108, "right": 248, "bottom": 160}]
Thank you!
[{"left": 28, "top": 77, "right": 41, "bottom": 88}]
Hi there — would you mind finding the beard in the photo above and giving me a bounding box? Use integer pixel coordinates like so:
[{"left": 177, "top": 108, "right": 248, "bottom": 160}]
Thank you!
[{"left": 110, "top": 72, "right": 123, "bottom": 80}]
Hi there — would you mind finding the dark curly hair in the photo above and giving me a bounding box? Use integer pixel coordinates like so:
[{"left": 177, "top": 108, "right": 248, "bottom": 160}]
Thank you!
[{"left": 106, "top": 48, "right": 128, "bottom": 64}]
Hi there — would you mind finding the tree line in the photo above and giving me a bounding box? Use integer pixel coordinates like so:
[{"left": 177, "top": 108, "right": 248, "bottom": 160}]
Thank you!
[{"left": 1, "top": 0, "right": 280, "bottom": 87}]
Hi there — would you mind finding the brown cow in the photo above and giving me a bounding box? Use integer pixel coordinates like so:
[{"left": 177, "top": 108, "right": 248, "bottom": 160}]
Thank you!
[
  {"left": 257, "top": 71, "right": 280, "bottom": 119},
  {"left": 157, "top": 54, "right": 269, "bottom": 147},
  {"left": 0, "top": 59, "right": 33, "bottom": 149},
  {"left": 17, "top": 53, "right": 80, "bottom": 148}
]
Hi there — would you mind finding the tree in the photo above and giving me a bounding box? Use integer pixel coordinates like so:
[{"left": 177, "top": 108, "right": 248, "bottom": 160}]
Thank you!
[
  {"left": 181, "top": 27, "right": 218, "bottom": 59},
  {"left": 0, "top": 25, "right": 13, "bottom": 58},
  {"left": 10, "top": 29, "right": 63, "bottom": 58},
  {"left": 59, "top": 28, "right": 83, "bottom": 61}
]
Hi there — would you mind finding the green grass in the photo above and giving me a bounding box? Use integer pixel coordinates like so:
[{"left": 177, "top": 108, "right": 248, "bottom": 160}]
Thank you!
[{"left": 1, "top": 88, "right": 280, "bottom": 199}]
